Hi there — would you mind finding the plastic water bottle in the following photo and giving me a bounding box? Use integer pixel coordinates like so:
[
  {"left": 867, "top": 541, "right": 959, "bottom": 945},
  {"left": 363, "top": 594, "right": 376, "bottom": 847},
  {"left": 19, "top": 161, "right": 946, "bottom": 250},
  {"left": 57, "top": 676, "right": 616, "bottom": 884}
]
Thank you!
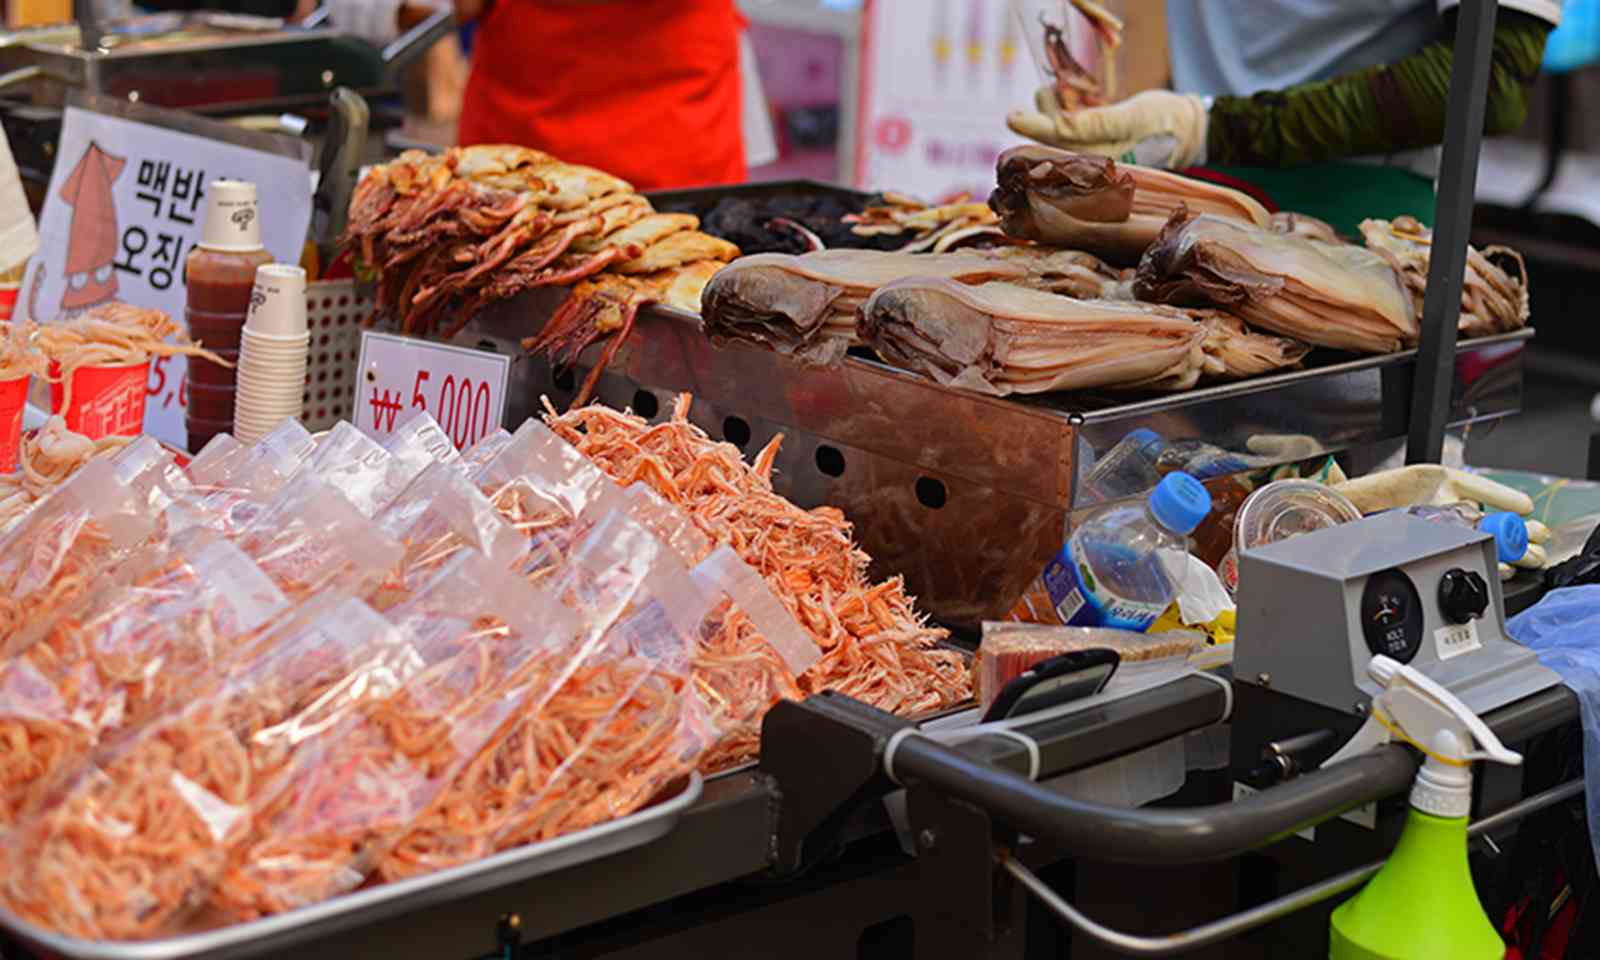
[
  {"left": 1039, "top": 472, "right": 1212, "bottom": 630},
  {"left": 1082, "top": 428, "right": 1167, "bottom": 503},
  {"left": 1403, "top": 504, "right": 1529, "bottom": 564}
]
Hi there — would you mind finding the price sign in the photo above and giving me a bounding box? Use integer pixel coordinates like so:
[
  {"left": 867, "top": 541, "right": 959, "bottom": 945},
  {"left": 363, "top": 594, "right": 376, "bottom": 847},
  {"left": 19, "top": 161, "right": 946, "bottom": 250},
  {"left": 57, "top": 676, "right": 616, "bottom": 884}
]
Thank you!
[{"left": 354, "top": 331, "right": 511, "bottom": 450}]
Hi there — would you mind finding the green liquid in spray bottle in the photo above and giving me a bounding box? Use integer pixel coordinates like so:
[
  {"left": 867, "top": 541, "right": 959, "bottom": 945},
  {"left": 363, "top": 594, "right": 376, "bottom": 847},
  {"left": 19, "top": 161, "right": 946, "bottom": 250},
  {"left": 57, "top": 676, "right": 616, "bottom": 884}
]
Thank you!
[{"left": 1324, "top": 656, "right": 1521, "bottom": 960}]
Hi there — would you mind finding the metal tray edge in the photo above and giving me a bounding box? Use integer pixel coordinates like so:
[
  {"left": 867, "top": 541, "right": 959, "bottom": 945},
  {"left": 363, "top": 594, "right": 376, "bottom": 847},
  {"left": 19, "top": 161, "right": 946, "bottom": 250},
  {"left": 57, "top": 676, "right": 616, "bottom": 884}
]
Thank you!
[{"left": 1, "top": 773, "right": 705, "bottom": 960}]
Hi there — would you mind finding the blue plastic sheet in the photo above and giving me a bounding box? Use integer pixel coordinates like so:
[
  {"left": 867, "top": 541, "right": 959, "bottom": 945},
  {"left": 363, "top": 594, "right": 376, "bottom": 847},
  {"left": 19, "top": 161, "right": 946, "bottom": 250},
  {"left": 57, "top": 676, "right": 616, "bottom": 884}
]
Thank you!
[{"left": 1508, "top": 585, "right": 1600, "bottom": 868}]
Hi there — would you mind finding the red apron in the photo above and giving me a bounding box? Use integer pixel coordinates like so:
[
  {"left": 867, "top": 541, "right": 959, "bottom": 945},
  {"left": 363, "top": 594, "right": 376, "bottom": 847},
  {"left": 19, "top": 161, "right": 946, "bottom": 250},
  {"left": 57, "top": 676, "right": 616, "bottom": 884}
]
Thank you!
[{"left": 458, "top": 0, "right": 747, "bottom": 191}]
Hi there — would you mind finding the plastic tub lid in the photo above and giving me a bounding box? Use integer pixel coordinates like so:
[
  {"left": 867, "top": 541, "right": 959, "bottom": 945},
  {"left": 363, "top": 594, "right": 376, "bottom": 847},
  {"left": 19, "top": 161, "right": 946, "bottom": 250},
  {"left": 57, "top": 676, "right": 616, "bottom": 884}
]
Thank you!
[
  {"left": 1233, "top": 479, "right": 1363, "bottom": 553},
  {"left": 1479, "top": 512, "right": 1529, "bottom": 564},
  {"left": 1149, "top": 471, "right": 1211, "bottom": 535}
]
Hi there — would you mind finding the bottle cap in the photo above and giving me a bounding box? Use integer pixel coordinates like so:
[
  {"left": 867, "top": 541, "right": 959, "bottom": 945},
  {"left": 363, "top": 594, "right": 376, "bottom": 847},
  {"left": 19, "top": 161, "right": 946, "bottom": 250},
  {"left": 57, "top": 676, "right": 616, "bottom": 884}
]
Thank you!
[
  {"left": 1127, "top": 427, "right": 1164, "bottom": 454},
  {"left": 200, "top": 179, "right": 264, "bottom": 252},
  {"left": 1478, "top": 512, "right": 1529, "bottom": 564},
  {"left": 245, "top": 264, "right": 308, "bottom": 338},
  {"left": 1149, "top": 471, "right": 1211, "bottom": 535}
]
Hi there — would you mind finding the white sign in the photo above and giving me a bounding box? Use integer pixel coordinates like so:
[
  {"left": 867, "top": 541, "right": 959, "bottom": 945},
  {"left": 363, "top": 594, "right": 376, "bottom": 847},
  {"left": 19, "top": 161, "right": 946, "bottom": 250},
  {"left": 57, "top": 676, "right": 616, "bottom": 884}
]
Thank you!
[
  {"left": 854, "top": 0, "right": 1041, "bottom": 202},
  {"left": 22, "top": 103, "right": 312, "bottom": 448},
  {"left": 354, "top": 332, "right": 511, "bottom": 451},
  {"left": 1435, "top": 619, "right": 1484, "bottom": 662}
]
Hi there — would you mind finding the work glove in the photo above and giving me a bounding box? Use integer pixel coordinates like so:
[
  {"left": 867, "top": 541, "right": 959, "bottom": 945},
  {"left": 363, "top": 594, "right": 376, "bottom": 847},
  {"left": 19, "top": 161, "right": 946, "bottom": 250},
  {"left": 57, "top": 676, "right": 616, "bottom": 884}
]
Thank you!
[
  {"left": 1332, "top": 465, "right": 1536, "bottom": 517},
  {"left": 1007, "top": 88, "right": 1210, "bottom": 169}
]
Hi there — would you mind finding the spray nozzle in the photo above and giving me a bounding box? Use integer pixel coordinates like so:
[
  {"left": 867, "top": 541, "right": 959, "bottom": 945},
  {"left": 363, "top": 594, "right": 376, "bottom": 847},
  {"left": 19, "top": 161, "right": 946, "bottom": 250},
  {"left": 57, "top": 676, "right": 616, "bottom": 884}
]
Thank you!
[{"left": 1324, "top": 656, "right": 1520, "bottom": 817}]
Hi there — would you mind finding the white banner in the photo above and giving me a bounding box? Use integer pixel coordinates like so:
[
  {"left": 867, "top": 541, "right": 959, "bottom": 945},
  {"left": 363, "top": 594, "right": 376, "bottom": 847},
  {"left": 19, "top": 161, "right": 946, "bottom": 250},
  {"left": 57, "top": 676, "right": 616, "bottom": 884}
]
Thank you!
[
  {"left": 22, "top": 103, "right": 312, "bottom": 448},
  {"left": 854, "top": 0, "right": 1039, "bottom": 203}
]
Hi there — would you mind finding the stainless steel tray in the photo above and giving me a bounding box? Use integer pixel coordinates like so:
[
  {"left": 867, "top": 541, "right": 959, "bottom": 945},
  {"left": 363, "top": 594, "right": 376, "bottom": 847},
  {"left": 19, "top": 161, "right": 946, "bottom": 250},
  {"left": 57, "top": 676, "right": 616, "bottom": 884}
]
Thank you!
[
  {"left": 457, "top": 292, "right": 1530, "bottom": 626},
  {"left": 0, "top": 772, "right": 703, "bottom": 960}
]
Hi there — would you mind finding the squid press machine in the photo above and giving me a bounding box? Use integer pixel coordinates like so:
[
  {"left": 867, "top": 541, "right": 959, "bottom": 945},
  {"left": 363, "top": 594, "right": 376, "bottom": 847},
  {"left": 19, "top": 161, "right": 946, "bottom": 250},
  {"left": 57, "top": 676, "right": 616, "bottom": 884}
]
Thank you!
[{"left": 754, "top": 511, "right": 1580, "bottom": 958}]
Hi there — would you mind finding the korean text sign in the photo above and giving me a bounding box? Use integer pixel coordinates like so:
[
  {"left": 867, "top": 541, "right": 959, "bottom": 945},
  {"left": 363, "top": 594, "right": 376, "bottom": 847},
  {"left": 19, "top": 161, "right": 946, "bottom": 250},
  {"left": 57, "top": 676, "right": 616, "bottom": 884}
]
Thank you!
[{"left": 23, "top": 101, "right": 312, "bottom": 448}]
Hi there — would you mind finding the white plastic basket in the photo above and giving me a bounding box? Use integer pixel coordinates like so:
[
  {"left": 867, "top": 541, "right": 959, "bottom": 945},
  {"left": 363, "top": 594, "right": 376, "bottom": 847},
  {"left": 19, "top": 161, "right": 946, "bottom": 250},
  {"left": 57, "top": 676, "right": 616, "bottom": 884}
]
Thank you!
[{"left": 302, "top": 279, "right": 367, "bottom": 431}]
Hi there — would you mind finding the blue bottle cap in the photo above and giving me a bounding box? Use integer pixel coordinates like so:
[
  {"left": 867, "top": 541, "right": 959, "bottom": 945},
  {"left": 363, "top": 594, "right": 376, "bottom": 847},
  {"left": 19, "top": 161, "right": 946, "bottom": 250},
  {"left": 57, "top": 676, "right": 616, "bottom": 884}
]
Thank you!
[
  {"left": 1149, "top": 472, "right": 1211, "bottom": 535},
  {"left": 1127, "top": 427, "right": 1164, "bottom": 452},
  {"left": 1479, "top": 512, "right": 1529, "bottom": 564}
]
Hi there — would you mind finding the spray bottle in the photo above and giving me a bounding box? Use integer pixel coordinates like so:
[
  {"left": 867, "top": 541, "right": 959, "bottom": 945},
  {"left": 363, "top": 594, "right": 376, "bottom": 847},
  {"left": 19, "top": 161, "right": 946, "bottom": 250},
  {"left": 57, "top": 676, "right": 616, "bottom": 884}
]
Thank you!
[{"left": 1326, "top": 654, "right": 1522, "bottom": 960}]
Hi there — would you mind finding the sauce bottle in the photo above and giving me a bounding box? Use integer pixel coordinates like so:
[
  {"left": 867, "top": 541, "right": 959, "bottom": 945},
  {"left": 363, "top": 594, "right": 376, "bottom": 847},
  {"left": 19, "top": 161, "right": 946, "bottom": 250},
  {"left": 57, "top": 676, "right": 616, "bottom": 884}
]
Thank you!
[{"left": 185, "top": 179, "right": 273, "bottom": 453}]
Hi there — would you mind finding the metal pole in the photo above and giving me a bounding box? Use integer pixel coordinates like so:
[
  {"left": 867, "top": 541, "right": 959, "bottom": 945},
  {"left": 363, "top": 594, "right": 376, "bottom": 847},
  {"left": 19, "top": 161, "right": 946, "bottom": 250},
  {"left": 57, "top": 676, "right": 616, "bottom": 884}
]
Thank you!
[
  {"left": 1408, "top": 0, "right": 1501, "bottom": 463},
  {"left": 1006, "top": 778, "right": 1584, "bottom": 957}
]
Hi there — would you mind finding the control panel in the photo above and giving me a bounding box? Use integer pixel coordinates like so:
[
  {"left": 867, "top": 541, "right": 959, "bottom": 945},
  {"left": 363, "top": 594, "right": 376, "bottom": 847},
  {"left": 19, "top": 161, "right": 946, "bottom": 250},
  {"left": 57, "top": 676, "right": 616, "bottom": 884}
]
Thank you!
[{"left": 1234, "top": 513, "right": 1558, "bottom": 718}]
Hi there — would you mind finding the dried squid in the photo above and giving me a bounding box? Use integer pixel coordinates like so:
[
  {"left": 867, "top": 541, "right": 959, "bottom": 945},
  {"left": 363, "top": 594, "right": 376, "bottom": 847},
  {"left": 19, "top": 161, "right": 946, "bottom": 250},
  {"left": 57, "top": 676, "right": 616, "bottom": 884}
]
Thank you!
[
  {"left": 989, "top": 145, "right": 1270, "bottom": 264},
  {"left": 1359, "top": 216, "right": 1530, "bottom": 338},
  {"left": 698, "top": 249, "right": 1027, "bottom": 365},
  {"left": 1134, "top": 212, "right": 1418, "bottom": 354},
  {"left": 857, "top": 278, "right": 1207, "bottom": 396}
]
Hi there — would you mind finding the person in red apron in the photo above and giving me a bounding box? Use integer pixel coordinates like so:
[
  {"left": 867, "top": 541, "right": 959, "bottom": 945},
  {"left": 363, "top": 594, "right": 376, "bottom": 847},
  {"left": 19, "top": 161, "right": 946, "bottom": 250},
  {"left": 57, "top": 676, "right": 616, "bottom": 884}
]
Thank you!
[{"left": 455, "top": 0, "right": 748, "bottom": 191}]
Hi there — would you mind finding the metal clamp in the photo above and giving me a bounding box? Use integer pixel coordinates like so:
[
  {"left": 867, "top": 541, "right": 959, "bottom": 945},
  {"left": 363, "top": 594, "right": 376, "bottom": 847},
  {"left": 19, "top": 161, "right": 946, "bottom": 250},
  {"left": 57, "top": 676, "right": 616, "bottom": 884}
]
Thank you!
[{"left": 1006, "top": 778, "right": 1583, "bottom": 957}]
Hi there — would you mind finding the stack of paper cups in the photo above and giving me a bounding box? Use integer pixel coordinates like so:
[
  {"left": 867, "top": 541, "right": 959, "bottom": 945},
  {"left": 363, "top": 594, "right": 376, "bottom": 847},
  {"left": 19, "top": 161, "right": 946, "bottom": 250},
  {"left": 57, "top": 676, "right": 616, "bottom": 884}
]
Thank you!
[{"left": 233, "top": 264, "right": 308, "bottom": 445}]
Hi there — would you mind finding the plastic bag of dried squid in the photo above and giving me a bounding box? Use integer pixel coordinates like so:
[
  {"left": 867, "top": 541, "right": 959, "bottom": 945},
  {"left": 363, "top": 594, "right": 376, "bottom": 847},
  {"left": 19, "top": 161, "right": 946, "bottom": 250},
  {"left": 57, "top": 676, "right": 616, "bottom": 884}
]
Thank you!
[
  {"left": 458, "top": 425, "right": 513, "bottom": 477},
  {"left": 0, "top": 457, "right": 158, "bottom": 654},
  {"left": 298, "top": 414, "right": 457, "bottom": 519},
  {"left": 0, "top": 417, "right": 140, "bottom": 538},
  {"left": 212, "top": 549, "right": 579, "bottom": 919},
  {"left": 225, "top": 472, "right": 404, "bottom": 601},
  {"left": 475, "top": 419, "right": 610, "bottom": 583},
  {"left": 172, "top": 418, "right": 318, "bottom": 536},
  {"left": 378, "top": 525, "right": 722, "bottom": 880},
  {"left": 369, "top": 460, "right": 529, "bottom": 610},
  {"left": 0, "top": 531, "right": 292, "bottom": 831},
  {"left": 0, "top": 593, "right": 416, "bottom": 941},
  {"left": 477, "top": 539, "right": 721, "bottom": 857}
]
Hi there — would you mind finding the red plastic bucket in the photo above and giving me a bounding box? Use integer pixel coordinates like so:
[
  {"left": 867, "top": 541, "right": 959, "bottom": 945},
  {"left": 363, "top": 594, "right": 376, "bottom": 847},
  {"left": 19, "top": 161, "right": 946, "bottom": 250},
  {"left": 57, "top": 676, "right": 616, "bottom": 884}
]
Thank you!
[
  {"left": 49, "top": 358, "right": 151, "bottom": 440},
  {"left": 0, "top": 374, "right": 27, "bottom": 472},
  {"left": 0, "top": 285, "right": 17, "bottom": 324}
]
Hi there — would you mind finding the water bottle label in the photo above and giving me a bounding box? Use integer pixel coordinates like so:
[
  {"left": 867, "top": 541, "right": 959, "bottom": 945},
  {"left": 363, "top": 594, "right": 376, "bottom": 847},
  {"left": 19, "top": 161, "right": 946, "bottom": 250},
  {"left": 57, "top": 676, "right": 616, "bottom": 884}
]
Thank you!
[{"left": 1042, "top": 544, "right": 1168, "bottom": 631}]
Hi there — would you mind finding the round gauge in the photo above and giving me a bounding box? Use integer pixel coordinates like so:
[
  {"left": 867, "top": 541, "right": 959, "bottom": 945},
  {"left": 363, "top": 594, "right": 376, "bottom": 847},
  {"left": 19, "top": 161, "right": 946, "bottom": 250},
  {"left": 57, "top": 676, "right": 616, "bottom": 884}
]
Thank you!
[{"left": 1361, "top": 568, "right": 1425, "bottom": 663}]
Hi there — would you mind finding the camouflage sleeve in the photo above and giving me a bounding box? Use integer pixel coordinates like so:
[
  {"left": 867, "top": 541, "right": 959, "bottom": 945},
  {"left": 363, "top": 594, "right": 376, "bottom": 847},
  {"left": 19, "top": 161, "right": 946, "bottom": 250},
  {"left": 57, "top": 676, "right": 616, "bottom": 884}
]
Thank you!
[{"left": 1207, "top": 10, "right": 1551, "bottom": 167}]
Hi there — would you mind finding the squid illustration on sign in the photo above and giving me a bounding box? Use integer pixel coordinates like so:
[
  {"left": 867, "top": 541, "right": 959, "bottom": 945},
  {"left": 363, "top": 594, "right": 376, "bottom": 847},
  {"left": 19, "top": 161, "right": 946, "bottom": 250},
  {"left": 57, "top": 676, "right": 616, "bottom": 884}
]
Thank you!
[{"left": 28, "top": 140, "right": 126, "bottom": 321}]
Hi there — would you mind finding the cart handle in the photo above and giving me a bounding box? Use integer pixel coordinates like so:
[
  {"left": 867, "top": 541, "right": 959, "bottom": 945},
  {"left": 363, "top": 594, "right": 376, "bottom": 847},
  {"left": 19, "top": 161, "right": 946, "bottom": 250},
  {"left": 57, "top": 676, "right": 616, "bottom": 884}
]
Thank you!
[
  {"left": 1003, "top": 778, "right": 1583, "bottom": 957},
  {"left": 887, "top": 733, "right": 1417, "bottom": 866}
]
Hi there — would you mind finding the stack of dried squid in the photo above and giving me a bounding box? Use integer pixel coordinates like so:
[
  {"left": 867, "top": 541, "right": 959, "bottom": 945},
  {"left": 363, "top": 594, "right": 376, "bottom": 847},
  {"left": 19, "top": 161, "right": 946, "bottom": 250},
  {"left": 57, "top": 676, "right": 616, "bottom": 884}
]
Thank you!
[{"left": 345, "top": 145, "right": 740, "bottom": 402}]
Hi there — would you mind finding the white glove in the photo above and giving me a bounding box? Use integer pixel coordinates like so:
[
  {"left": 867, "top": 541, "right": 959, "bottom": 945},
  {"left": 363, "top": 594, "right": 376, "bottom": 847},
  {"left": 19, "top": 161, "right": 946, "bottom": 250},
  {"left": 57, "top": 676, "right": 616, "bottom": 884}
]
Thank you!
[
  {"left": 329, "top": 0, "right": 404, "bottom": 45},
  {"left": 1007, "top": 88, "right": 1210, "bottom": 169},
  {"left": 1332, "top": 465, "right": 1536, "bottom": 517}
]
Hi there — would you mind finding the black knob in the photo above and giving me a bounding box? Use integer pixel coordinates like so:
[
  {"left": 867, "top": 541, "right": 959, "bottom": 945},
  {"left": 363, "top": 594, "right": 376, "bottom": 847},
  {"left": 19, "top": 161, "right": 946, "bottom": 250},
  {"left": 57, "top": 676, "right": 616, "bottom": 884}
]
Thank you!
[{"left": 1439, "top": 568, "right": 1489, "bottom": 624}]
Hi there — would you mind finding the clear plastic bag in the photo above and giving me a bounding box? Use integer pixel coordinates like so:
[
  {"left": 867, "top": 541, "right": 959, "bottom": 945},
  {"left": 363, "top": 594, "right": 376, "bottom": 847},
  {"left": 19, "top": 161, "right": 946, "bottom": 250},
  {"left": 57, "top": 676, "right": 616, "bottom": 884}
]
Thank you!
[
  {"left": 371, "top": 461, "right": 529, "bottom": 609},
  {"left": 385, "top": 410, "right": 459, "bottom": 470},
  {"left": 214, "top": 551, "right": 572, "bottom": 918},
  {"left": 173, "top": 419, "right": 318, "bottom": 536},
  {"left": 687, "top": 546, "right": 817, "bottom": 772},
  {"left": 0, "top": 531, "right": 291, "bottom": 829},
  {"left": 458, "top": 426, "right": 513, "bottom": 477},
  {"left": 381, "top": 539, "right": 716, "bottom": 878},
  {"left": 0, "top": 458, "right": 157, "bottom": 652},
  {"left": 232, "top": 473, "right": 403, "bottom": 600},
  {"left": 301, "top": 421, "right": 437, "bottom": 519},
  {"left": 0, "top": 594, "right": 411, "bottom": 940}
]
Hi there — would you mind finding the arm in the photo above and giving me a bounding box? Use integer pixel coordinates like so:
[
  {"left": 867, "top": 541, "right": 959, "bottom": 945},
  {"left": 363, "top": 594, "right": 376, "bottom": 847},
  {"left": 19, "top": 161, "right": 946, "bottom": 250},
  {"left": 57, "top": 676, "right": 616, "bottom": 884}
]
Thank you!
[{"left": 1208, "top": 10, "right": 1552, "bottom": 167}]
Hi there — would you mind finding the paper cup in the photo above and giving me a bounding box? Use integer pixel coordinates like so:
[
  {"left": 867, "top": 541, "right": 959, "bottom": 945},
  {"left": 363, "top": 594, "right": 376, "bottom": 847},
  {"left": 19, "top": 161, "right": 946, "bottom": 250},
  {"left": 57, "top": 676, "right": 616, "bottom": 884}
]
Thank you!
[
  {"left": 200, "top": 180, "right": 263, "bottom": 253},
  {"left": 0, "top": 283, "right": 18, "bottom": 324},
  {"left": 242, "top": 326, "right": 310, "bottom": 346},
  {"left": 0, "top": 374, "right": 28, "bottom": 472},
  {"left": 49, "top": 359, "right": 150, "bottom": 440},
  {"left": 245, "top": 265, "right": 309, "bottom": 338}
]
